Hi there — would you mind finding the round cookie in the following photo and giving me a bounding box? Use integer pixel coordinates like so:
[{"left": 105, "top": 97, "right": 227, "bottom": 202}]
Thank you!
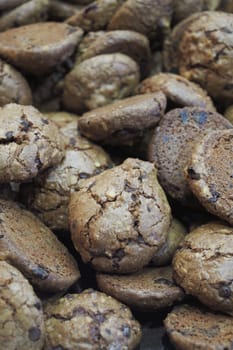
[
  {"left": 108, "top": 0, "right": 173, "bottom": 41},
  {"left": 96, "top": 266, "right": 185, "bottom": 311},
  {"left": 44, "top": 289, "right": 142, "bottom": 350},
  {"left": 137, "top": 73, "right": 216, "bottom": 111},
  {"left": 186, "top": 129, "right": 233, "bottom": 225},
  {"left": 75, "top": 30, "right": 151, "bottom": 77},
  {"left": 151, "top": 218, "right": 187, "bottom": 266},
  {"left": 0, "top": 261, "right": 45, "bottom": 350},
  {"left": 148, "top": 107, "right": 232, "bottom": 205},
  {"left": 0, "top": 199, "right": 80, "bottom": 292},
  {"left": 69, "top": 158, "right": 171, "bottom": 273},
  {"left": 0, "top": 22, "right": 83, "bottom": 75},
  {"left": 62, "top": 53, "right": 140, "bottom": 113},
  {"left": 164, "top": 304, "right": 233, "bottom": 350},
  {"left": 78, "top": 92, "right": 166, "bottom": 146},
  {"left": 0, "top": 103, "right": 65, "bottom": 183},
  {"left": 165, "top": 11, "right": 233, "bottom": 104},
  {"left": 0, "top": 0, "right": 49, "bottom": 32},
  {"left": 173, "top": 222, "right": 233, "bottom": 315},
  {"left": 66, "top": 0, "right": 125, "bottom": 31},
  {"left": 0, "top": 59, "right": 32, "bottom": 106},
  {"left": 21, "top": 121, "right": 113, "bottom": 231}
]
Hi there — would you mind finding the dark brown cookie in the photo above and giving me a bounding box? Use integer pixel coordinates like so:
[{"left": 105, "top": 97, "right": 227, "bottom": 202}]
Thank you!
[
  {"left": 62, "top": 53, "right": 140, "bottom": 113},
  {"left": 0, "top": 0, "right": 49, "bottom": 32},
  {"left": 0, "top": 261, "right": 45, "bottom": 350},
  {"left": 44, "top": 289, "right": 142, "bottom": 350},
  {"left": 0, "top": 103, "right": 65, "bottom": 183},
  {"left": 21, "top": 121, "right": 113, "bottom": 231},
  {"left": 96, "top": 266, "right": 184, "bottom": 311},
  {"left": 137, "top": 73, "right": 216, "bottom": 111},
  {"left": 108, "top": 0, "right": 173, "bottom": 41},
  {"left": 165, "top": 11, "right": 233, "bottom": 104},
  {"left": 186, "top": 129, "right": 233, "bottom": 225},
  {"left": 75, "top": 30, "right": 151, "bottom": 77},
  {"left": 164, "top": 304, "right": 233, "bottom": 350},
  {"left": 151, "top": 218, "right": 187, "bottom": 266},
  {"left": 0, "top": 199, "right": 80, "bottom": 292},
  {"left": 66, "top": 0, "right": 125, "bottom": 31},
  {"left": 78, "top": 92, "right": 166, "bottom": 146},
  {"left": 0, "top": 58, "right": 32, "bottom": 106},
  {"left": 148, "top": 107, "right": 232, "bottom": 205},
  {"left": 173, "top": 222, "right": 233, "bottom": 315},
  {"left": 173, "top": 0, "right": 220, "bottom": 23},
  {"left": 69, "top": 158, "right": 171, "bottom": 273},
  {"left": 0, "top": 22, "right": 83, "bottom": 75}
]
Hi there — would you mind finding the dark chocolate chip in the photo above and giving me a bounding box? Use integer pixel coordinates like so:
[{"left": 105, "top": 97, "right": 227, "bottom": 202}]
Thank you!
[
  {"left": 195, "top": 111, "right": 207, "bottom": 125},
  {"left": 5, "top": 131, "right": 14, "bottom": 141},
  {"left": 218, "top": 285, "right": 231, "bottom": 298},
  {"left": 95, "top": 313, "right": 105, "bottom": 323},
  {"left": 187, "top": 167, "right": 201, "bottom": 180},
  {"left": 122, "top": 325, "right": 131, "bottom": 338},
  {"left": 180, "top": 110, "right": 189, "bottom": 124},
  {"left": 34, "top": 302, "right": 42, "bottom": 310},
  {"left": 79, "top": 172, "right": 89, "bottom": 179},
  {"left": 28, "top": 327, "right": 41, "bottom": 342},
  {"left": 20, "top": 118, "right": 31, "bottom": 132},
  {"left": 31, "top": 265, "right": 49, "bottom": 280},
  {"left": 154, "top": 278, "right": 174, "bottom": 286},
  {"left": 41, "top": 118, "right": 49, "bottom": 125},
  {"left": 84, "top": 3, "right": 98, "bottom": 14},
  {"left": 162, "top": 135, "right": 170, "bottom": 143},
  {"left": 208, "top": 184, "right": 220, "bottom": 203}
]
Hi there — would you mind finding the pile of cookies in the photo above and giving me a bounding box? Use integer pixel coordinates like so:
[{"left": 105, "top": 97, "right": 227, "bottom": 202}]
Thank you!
[{"left": 0, "top": 0, "right": 233, "bottom": 349}]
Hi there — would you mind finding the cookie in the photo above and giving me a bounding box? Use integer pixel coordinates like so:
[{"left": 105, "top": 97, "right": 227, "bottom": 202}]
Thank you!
[
  {"left": 0, "top": 103, "right": 65, "bottom": 183},
  {"left": 21, "top": 121, "right": 113, "bottom": 231},
  {"left": 75, "top": 30, "right": 151, "bottom": 77},
  {"left": 173, "top": 0, "right": 220, "bottom": 23},
  {"left": 186, "top": 129, "right": 233, "bottom": 225},
  {"left": 137, "top": 73, "right": 215, "bottom": 111},
  {"left": 151, "top": 218, "right": 187, "bottom": 266},
  {"left": 78, "top": 92, "right": 166, "bottom": 146},
  {"left": 0, "top": 261, "right": 45, "bottom": 350},
  {"left": 62, "top": 53, "right": 140, "bottom": 113},
  {"left": 0, "top": 0, "right": 28, "bottom": 10},
  {"left": 0, "top": 58, "right": 32, "bottom": 106},
  {"left": 148, "top": 107, "right": 232, "bottom": 205},
  {"left": 49, "top": 0, "right": 82, "bottom": 21},
  {"left": 96, "top": 266, "right": 184, "bottom": 311},
  {"left": 44, "top": 289, "right": 142, "bottom": 350},
  {"left": 165, "top": 11, "right": 233, "bottom": 104},
  {"left": 44, "top": 111, "right": 78, "bottom": 128},
  {"left": 0, "top": 22, "right": 83, "bottom": 75},
  {"left": 0, "top": 199, "right": 80, "bottom": 292},
  {"left": 108, "top": 0, "right": 173, "bottom": 41},
  {"left": 66, "top": 0, "right": 125, "bottom": 31},
  {"left": 164, "top": 304, "right": 233, "bottom": 350},
  {"left": 173, "top": 222, "right": 233, "bottom": 315},
  {"left": 69, "top": 158, "right": 171, "bottom": 273},
  {"left": 0, "top": 0, "right": 49, "bottom": 32}
]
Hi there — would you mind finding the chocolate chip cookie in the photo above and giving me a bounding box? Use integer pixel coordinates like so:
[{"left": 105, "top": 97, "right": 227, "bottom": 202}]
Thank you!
[
  {"left": 137, "top": 73, "right": 215, "bottom": 111},
  {"left": 173, "top": 222, "right": 233, "bottom": 315},
  {"left": 69, "top": 158, "right": 171, "bottom": 273},
  {"left": 78, "top": 92, "right": 166, "bottom": 146},
  {"left": 63, "top": 53, "right": 140, "bottom": 113},
  {"left": 148, "top": 107, "right": 232, "bottom": 205},
  {"left": 0, "top": 103, "right": 65, "bottom": 183},
  {"left": 96, "top": 266, "right": 184, "bottom": 311},
  {"left": 186, "top": 129, "right": 233, "bottom": 225},
  {"left": 0, "top": 199, "right": 80, "bottom": 292},
  {"left": 0, "top": 261, "right": 45, "bottom": 350},
  {"left": 164, "top": 304, "right": 233, "bottom": 350},
  {"left": 0, "top": 22, "right": 83, "bottom": 75},
  {"left": 44, "top": 289, "right": 142, "bottom": 350}
]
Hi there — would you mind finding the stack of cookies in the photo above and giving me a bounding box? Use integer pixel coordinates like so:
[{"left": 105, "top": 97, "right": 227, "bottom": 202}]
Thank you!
[{"left": 0, "top": 1, "right": 232, "bottom": 349}]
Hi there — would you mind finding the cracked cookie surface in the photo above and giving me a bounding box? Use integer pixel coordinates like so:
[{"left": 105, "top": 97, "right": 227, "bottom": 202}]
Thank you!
[
  {"left": 69, "top": 158, "right": 171, "bottom": 273},
  {"left": 0, "top": 261, "right": 45, "bottom": 350},
  {"left": 173, "top": 222, "right": 233, "bottom": 315},
  {"left": 0, "top": 103, "right": 65, "bottom": 183},
  {"left": 44, "top": 289, "right": 142, "bottom": 350}
]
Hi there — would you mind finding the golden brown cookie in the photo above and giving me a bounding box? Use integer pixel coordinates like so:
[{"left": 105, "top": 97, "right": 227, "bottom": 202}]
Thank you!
[
  {"left": 148, "top": 107, "right": 232, "bottom": 205},
  {"left": 44, "top": 289, "right": 142, "bottom": 350},
  {"left": 0, "top": 104, "right": 65, "bottom": 183},
  {"left": 96, "top": 266, "right": 184, "bottom": 311},
  {"left": 0, "top": 22, "right": 83, "bottom": 75},
  {"left": 0, "top": 261, "right": 45, "bottom": 350},
  {"left": 164, "top": 304, "right": 233, "bottom": 350},
  {"left": 186, "top": 129, "right": 233, "bottom": 225},
  {"left": 0, "top": 199, "right": 80, "bottom": 292},
  {"left": 78, "top": 92, "right": 166, "bottom": 146},
  {"left": 173, "top": 222, "right": 233, "bottom": 315},
  {"left": 62, "top": 53, "right": 140, "bottom": 113},
  {"left": 69, "top": 158, "right": 171, "bottom": 273}
]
